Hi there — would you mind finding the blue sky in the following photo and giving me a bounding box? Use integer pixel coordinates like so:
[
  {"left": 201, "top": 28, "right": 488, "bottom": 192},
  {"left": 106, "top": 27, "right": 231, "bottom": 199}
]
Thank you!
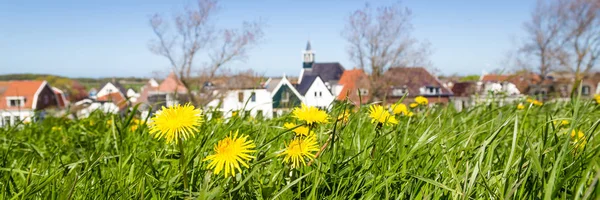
[{"left": 0, "top": 0, "right": 533, "bottom": 78}]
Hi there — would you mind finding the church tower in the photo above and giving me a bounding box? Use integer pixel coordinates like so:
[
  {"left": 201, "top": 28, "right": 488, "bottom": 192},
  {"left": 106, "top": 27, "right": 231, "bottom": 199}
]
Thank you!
[{"left": 302, "top": 41, "right": 315, "bottom": 69}]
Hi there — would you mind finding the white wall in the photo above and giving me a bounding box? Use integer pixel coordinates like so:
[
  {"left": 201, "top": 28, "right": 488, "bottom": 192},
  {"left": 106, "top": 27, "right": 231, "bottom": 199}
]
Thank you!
[
  {"left": 96, "top": 83, "right": 120, "bottom": 98},
  {"left": 76, "top": 102, "right": 119, "bottom": 118},
  {"left": 0, "top": 110, "right": 34, "bottom": 127},
  {"left": 207, "top": 89, "right": 273, "bottom": 119},
  {"left": 303, "top": 78, "right": 334, "bottom": 110}
]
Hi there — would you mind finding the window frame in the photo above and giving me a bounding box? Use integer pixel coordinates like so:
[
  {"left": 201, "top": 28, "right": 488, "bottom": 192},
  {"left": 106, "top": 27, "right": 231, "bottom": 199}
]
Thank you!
[{"left": 6, "top": 96, "right": 25, "bottom": 107}]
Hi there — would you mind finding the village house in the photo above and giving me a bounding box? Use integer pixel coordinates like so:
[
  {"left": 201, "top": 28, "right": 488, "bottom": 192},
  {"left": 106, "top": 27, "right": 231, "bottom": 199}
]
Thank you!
[
  {"left": 206, "top": 88, "right": 273, "bottom": 119},
  {"left": 265, "top": 76, "right": 303, "bottom": 117},
  {"left": 136, "top": 72, "right": 190, "bottom": 114},
  {"left": 206, "top": 74, "right": 273, "bottom": 119},
  {"left": 336, "top": 69, "right": 370, "bottom": 106},
  {"left": 0, "top": 80, "right": 60, "bottom": 126},
  {"left": 533, "top": 72, "right": 600, "bottom": 100},
  {"left": 449, "top": 81, "right": 478, "bottom": 111},
  {"left": 383, "top": 67, "right": 453, "bottom": 105},
  {"left": 268, "top": 41, "right": 345, "bottom": 112}
]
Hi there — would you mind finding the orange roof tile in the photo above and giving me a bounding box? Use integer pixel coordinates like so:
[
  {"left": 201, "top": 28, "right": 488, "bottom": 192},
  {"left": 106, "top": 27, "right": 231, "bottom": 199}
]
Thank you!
[
  {"left": 159, "top": 72, "right": 188, "bottom": 93},
  {"left": 0, "top": 80, "right": 46, "bottom": 110},
  {"left": 337, "top": 69, "right": 370, "bottom": 104},
  {"left": 97, "top": 92, "right": 128, "bottom": 110}
]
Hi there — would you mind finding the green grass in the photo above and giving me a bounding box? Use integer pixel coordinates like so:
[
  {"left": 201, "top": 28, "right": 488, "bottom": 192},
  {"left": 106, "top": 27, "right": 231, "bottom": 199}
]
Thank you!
[{"left": 1, "top": 100, "right": 599, "bottom": 199}]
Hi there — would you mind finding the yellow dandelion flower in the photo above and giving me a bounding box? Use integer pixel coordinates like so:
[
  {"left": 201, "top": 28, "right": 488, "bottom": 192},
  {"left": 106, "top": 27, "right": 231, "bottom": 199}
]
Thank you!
[
  {"left": 410, "top": 103, "right": 419, "bottom": 108},
  {"left": 292, "top": 104, "right": 328, "bottom": 125},
  {"left": 390, "top": 103, "right": 408, "bottom": 115},
  {"left": 279, "top": 135, "right": 319, "bottom": 168},
  {"left": 415, "top": 96, "right": 428, "bottom": 105},
  {"left": 283, "top": 122, "right": 312, "bottom": 137},
  {"left": 204, "top": 131, "right": 256, "bottom": 177},
  {"left": 368, "top": 105, "right": 398, "bottom": 126},
  {"left": 594, "top": 94, "right": 600, "bottom": 104},
  {"left": 51, "top": 126, "right": 62, "bottom": 131},
  {"left": 532, "top": 100, "right": 543, "bottom": 106},
  {"left": 553, "top": 120, "right": 569, "bottom": 127},
  {"left": 570, "top": 130, "right": 587, "bottom": 150},
  {"left": 526, "top": 98, "right": 533, "bottom": 103},
  {"left": 337, "top": 110, "right": 351, "bottom": 123},
  {"left": 407, "top": 111, "right": 414, "bottom": 117},
  {"left": 149, "top": 104, "right": 203, "bottom": 144},
  {"left": 517, "top": 103, "right": 525, "bottom": 110}
]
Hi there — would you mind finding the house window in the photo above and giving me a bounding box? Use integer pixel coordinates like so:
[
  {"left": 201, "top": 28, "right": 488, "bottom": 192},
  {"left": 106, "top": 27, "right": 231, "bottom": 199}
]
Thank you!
[
  {"left": 3, "top": 116, "right": 10, "bottom": 126},
  {"left": 423, "top": 86, "right": 441, "bottom": 95},
  {"left": 250, "top": 92, "right": 256, "bottom": 102},
  {"left": 582, "top": 86, "right": 591, "bottom": 96},
  {"left": 238, "top": 92, "right": 244, "bottom": 103},
  {"left": 319, "top": 91, "right": 322, "bottom": 97},
  {"left": 314, "top": 91, "right": 317, "bottom": 97},
  {"left": 359, "top": 89, "right": 368, "bottom": 96},
  {"left": 392, "top": 88, "right": 407, "bottom": 96},
  {"left": 7, "top": 97, "right": 25, "bottom": 107},
  {"left": 282, "top": 91, "right": 290, "bottom": 103}
]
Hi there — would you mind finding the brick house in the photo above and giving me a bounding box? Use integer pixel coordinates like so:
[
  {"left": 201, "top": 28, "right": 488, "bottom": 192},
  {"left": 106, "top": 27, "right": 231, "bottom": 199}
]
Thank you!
[{"left": 383, "top": 67, "right": 453, "bottom": 105}]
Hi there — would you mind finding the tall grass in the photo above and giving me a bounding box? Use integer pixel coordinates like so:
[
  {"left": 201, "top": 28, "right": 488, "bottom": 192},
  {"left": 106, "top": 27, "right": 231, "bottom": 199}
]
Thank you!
[{"left": 1, "top": 100, "right": 599, "bottom": 199}]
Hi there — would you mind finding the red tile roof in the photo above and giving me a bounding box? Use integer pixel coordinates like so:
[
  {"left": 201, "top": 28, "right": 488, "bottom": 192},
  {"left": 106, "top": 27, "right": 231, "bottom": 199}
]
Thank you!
[
  {"left": 97, "top": 92, "right": 128, "bottom": 110},
  {"left": 383, "top": 67, "right": 452, "bottom": 96},
  {"left": 0, "top": 80, "right": 46, "bottom": 110},
  {"left": 159, "top": 72, "right": 188, "bottom": 93},
  {"left": 337, "top": 69, "right": 370, "bottom": 104}
]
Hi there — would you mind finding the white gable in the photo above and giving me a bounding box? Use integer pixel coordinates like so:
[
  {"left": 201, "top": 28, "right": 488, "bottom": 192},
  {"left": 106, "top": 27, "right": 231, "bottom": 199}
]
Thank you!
[
  {"left": 270, "top": 76, "right": 303, "bottom": 101},
  {"left": 149, "top": 78, "right": 159, "bottom": 87},
  {"left": 302, "top": 76, "right": 334, "bottom": 109},
  {"left": 97, "top": 83, "right": 119, "bottom": 98}
]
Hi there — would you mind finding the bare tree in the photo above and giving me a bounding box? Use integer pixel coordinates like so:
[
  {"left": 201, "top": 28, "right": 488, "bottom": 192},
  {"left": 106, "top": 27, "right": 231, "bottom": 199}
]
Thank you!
[
  {"left": 520, "top": 0, "right": 599, "bottom": 80},
  {"left": 343, "top": 2, "right": 432, "bottom": 102},
  {"left": 554, "top": 0, "right": 600, "bottom": 80},
  {"left": 520, "top": 0, "right": 563, "bottom": 82},
  {"left": 149, "top": 0, "right": 264, "bottom": 105}
]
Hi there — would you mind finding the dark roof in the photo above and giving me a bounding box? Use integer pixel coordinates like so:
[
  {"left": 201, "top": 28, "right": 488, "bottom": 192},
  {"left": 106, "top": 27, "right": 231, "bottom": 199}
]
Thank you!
[
  {"left": 384, "top": 67, "right": 452, "bottom": 96},
  {"left": 295, "top": 75, "right": 318, "bottom": 95},
  {"left": 100, "top": 81, "right": 127, "bottom": 97},
  {"left": 303, "top": 62, "right": 345, "bottom": 83},
  {"left": 451, "top": 82, "right": 477, "bottom": 97},
  {"left": 265, "top": 78, "right": 282, "bottom": 92}
]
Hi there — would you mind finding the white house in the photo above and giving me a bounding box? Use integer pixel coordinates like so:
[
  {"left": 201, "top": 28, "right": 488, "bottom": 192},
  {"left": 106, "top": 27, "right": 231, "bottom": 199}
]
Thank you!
[
  {"left": 127, "top": 88, "right": 140, "bottom": 103},
  {"left": 207, "top": 88, "right": 273, "bottom": 119},
  {"left": 73, "top": 99, "right": 119, "bottom": 117},
  {"left": 97, "top": 81, "right": 127, "bottom": 99},
  {"left": 266, "top": 41, "right": 345, "bottom": 112},
  {"left": 295, "top": 75, "right": 334, "bottom": 110}
]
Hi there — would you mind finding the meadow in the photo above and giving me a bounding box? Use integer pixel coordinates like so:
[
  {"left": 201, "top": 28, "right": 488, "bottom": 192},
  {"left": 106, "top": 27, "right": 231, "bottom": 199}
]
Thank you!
[{"left": 1, "top": 98, "right": 599, "bottom": 199}]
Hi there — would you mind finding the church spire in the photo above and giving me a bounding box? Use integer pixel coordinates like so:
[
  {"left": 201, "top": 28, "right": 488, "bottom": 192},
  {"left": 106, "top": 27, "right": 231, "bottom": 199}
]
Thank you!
[{"left": 302, "top": 40, "right": 315, "bottom": 69}]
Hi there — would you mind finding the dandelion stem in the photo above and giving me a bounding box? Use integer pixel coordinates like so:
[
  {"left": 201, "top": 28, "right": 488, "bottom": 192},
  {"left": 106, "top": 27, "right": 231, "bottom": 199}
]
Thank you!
[{"left": 177, "top": 138, "right": 189, "bottom": 191}]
